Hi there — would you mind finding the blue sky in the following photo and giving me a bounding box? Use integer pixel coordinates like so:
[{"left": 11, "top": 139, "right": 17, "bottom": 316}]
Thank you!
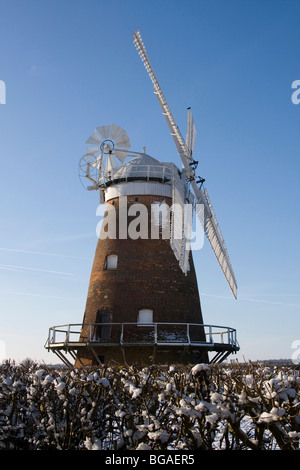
[{"left": 0, "top": 0, "right": 299, "bottom": 363}]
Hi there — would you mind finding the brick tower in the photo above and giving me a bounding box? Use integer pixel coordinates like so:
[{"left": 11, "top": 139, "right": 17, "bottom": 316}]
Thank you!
[{"left": 75, "top": 151, "right": 208, "bottom": 366}]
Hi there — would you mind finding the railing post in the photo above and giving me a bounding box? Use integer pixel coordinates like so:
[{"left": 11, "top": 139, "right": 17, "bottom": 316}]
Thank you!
[
  {"left": 187, "top": 324, "right": 190, "bottom": 344},
  {"left": 65, "top": 324, "right": 70, "bottom": 345},
  {"left": 120, "top": 323, "right": 124, "bottom": 345},
  {"left": 209, "top": 325, "right": 213, "bottom": 344},
  {"left": 228, "top": 328, "right": 231, "bottom": 346},
  {"left": 89, "top": 324, "right": 92, "bottom": 343},
  {"left": 154, "top": 323, "right": 157, "bottom": 344}
]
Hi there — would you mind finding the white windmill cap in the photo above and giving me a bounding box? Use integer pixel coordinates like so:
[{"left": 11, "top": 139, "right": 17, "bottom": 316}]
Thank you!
[
  {"left": 104, "top": 154, "right": 176, "bottom": 201},
  {"left": 112, "top": 154, "right": 169, "bottom": 180}
]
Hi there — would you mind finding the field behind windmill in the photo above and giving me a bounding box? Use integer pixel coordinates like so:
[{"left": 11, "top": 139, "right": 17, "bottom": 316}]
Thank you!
[{"left": 0, "top": 359, "right": 299, "bottom": 451}]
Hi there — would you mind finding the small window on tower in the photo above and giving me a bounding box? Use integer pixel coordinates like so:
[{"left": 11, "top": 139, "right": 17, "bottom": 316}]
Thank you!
[
  {"left": 105, "top": 254, "right": 118, "bottom": 270},
  {"left": 137, "top": 309, "right": 153, "bottom": 325}
]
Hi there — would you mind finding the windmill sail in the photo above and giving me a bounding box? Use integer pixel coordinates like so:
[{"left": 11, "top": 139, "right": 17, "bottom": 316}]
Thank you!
[
  {"left": 181, "top": 190, "right": 194, "bottom": 275},
  {"left": 133, "top": 28, "right": 237, "bottom": 298},
  {"left": 196, "top": 188, "right": 237, "bottom": 298},
  {"left": 186, "top": 108, "right": 196, "bottom": 161},
  {"left": 170, "top": 173, "right": 185, "bottom": 269},
  {"left": 133, "top": 30, "right": 190, "bottom": 171}
]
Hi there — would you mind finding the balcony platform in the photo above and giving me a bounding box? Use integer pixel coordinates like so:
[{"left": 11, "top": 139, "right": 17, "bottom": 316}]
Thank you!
[{"left": 45, "top": 322, "right": 239, "bottom": 367}]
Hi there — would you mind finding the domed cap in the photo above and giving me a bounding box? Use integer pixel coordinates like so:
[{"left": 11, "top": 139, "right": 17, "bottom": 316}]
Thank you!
[{"left": 112, "top": 154, "right": 172, "bottom": 181}]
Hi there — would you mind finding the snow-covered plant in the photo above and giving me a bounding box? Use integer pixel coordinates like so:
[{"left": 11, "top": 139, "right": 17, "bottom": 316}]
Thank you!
[{"left": 0, "top": 360, "right": 298, "bottom": 450}]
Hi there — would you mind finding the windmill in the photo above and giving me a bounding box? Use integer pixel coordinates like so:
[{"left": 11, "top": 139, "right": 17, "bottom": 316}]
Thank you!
[{"left": 45, "top": 30, "right": 239, "bottom": 367}]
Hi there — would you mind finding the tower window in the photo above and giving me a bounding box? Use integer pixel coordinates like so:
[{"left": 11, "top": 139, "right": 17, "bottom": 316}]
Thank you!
[
  {"left": 137, "top": 309, "right": 153, "bottom": 325},
  {"left": 105, "top": 254, "right": 118, "bottom": 270}
]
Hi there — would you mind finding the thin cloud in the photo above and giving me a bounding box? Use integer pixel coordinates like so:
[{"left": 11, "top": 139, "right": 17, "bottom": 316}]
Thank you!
[
  {"left": 0, "top": 247, "right": 89, "bottom": 260},
  {"left": 0, "top": 290, "right": 82, "bottom": 301},
  {"left": 0, "top": 265, "right": 19, "bottom": 272},
  {"left": 238, "top": 297, "right": 300, "bottom": 308},
  {"left": 25, "top": 232, "right": 95, "bottom": 249},
  {"left": 200, "top": 292, "right": 300, "bottom": 308},
  {"left": 0, "top": 264, "right": 74, "bottom": 276},
  {"left": 200, "top": 293, "right": 232, "bottom": 300}
]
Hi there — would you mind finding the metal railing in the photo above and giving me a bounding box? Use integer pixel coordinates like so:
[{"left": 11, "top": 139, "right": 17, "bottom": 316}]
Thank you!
[
  {"left": 45, "top": 322, "right": 238, "bottom": 350},
  {"left": 100, "top": 164, "right": 174, "bottom": 186}
]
